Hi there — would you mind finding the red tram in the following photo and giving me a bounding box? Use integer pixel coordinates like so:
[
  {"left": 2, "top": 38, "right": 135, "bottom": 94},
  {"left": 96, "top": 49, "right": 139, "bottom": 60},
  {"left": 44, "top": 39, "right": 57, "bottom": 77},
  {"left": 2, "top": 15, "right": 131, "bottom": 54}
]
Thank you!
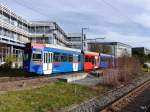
[{"left": 84, "top": 51, "right": 99, "bottom": 71}]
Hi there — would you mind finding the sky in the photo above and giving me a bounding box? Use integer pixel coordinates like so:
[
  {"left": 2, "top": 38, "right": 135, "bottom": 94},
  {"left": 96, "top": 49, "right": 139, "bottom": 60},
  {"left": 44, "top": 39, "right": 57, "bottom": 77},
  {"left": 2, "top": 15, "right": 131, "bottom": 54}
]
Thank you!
[{"left": 1, "top": 0, "right": 150, "bottom": 48}]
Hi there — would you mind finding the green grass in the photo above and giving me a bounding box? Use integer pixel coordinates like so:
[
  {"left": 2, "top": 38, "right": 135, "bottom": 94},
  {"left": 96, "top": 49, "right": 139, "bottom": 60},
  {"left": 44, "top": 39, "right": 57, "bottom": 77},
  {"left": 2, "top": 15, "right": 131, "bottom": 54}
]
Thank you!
[{"left": 0, "top": 81, "right": 97, "bottom": 112}]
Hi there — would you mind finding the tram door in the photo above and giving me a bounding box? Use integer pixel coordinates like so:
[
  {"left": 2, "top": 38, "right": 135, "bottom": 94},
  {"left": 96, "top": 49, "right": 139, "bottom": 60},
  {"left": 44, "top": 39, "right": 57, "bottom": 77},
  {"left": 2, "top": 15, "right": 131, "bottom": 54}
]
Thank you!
[
  {"left": 73, "top": 55, "right": 78, "bottom": 71},
  {"left": 94, "top": 56, "right": 99, "bottom": 68},
  {"left": 43, "top": 52, "right": 53, "bottom": 74}
]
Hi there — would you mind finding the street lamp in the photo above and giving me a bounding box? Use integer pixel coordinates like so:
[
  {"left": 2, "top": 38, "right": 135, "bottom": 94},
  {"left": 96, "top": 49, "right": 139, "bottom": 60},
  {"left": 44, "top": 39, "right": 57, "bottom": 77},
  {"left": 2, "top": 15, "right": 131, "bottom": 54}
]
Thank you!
[{"left": 81, "top": 28, "right": 88, "bottom": 51}]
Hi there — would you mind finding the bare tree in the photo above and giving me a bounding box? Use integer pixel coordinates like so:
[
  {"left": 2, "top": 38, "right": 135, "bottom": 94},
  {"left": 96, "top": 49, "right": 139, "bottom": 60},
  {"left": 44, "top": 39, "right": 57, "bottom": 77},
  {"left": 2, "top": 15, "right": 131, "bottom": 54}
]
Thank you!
[{"left": 102, "top": 56, "right": 142, "bottom": 87}]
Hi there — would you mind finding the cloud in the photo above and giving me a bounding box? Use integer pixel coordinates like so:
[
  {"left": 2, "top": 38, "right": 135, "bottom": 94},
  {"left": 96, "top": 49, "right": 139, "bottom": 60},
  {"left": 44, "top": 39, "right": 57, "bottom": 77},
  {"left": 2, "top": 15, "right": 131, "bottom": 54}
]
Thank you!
[
  {"left": 1, "top": 0, "right": 150, "bottom": 48},
  {"left": 135, "top": 13, "right": 150, "bottom": 28},
  {"left": 97, "top": 31, "right": 150, "bottom": 48}
]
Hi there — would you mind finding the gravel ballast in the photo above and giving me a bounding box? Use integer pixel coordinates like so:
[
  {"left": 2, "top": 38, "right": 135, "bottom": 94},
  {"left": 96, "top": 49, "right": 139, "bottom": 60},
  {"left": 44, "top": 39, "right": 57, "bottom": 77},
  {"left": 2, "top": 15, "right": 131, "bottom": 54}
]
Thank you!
[{"left": 61, "top": 75, "right": 150, "bottom": 112}]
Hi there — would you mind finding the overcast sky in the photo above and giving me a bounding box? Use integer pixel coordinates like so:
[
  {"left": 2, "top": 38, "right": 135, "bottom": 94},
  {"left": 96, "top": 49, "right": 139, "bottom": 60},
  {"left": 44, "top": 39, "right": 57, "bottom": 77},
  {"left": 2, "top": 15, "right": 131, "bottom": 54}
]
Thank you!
[{"left": 1, "top": 0, "right": 150, "bottom": 48}]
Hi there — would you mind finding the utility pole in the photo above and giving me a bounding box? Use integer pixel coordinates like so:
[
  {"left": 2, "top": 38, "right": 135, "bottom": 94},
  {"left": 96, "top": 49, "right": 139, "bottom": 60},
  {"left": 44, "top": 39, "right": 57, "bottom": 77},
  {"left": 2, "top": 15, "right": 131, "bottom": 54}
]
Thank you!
[
  {"left": 81, "top": 28, "right": 88, "bottom": 51},
  {"left": 81, "top": 28, "right": 88, "bottom": 73}
]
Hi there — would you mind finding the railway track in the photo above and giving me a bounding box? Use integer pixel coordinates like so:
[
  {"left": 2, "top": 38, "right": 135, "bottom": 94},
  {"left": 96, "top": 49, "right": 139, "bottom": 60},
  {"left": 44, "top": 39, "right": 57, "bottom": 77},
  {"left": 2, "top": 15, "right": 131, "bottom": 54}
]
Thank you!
[
  {"left": 0, "top": 71, "right": 89, "bottom": 83},
  {"left": 146, "top": 104, "right": 150, "bottom": 112},
  {"left": 0, "top": 67, "right": 107, "bottom": 83},
  {"left": 0, "top": 71, "right": 92, "bottom": 91},
  {"left": 0, "top": 75, "right": 54, "bottom": 83},
  {"left": 100, "top": 79, "right": 150, "bottom": 112}
]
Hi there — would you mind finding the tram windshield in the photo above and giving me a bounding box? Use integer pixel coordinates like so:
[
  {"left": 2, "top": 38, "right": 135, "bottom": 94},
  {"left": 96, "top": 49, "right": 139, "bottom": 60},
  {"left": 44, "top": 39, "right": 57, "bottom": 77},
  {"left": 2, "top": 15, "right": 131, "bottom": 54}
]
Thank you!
[{"left": 32, "top": 51, "right": 42, "bottom": 62}]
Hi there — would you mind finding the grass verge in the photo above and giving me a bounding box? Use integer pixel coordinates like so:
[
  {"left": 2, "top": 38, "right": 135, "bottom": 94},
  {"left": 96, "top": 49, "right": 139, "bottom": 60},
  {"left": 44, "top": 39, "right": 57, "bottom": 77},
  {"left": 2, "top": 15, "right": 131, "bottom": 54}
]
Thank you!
[{"left": 0, "top": 81, "right": 98, "bottom": 112}]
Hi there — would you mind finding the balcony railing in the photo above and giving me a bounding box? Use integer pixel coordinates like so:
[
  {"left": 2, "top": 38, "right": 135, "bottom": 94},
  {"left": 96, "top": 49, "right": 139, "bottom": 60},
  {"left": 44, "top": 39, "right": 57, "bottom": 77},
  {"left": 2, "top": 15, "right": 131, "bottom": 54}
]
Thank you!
[
  {"left": 0, "top": 19, "right": 29, "bottom": 37},
  {"left": 0, "top": 35, "right": 25, "bottom": 47}
]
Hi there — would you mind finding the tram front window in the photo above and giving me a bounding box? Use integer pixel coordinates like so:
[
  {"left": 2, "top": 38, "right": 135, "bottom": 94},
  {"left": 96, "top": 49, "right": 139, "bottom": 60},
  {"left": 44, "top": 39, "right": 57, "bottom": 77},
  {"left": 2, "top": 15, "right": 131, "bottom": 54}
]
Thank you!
[{"left": 32, "top": 52, "right": 42, "bottom": 62}]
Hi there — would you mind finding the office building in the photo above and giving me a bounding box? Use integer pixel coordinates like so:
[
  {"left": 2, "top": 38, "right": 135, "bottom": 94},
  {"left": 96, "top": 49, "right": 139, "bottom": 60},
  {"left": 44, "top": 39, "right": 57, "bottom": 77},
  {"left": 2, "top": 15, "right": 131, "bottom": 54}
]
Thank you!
[
  {"left": 87, "top": 39, "right": 132, "bottom": 57},
  {"left": 67, "top": 33, "right": 87, "bottom": 50}
]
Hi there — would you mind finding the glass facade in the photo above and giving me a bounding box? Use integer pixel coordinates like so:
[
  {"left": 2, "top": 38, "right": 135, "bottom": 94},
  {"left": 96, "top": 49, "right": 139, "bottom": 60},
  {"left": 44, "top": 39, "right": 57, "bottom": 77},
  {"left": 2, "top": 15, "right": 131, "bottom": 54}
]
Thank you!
[
  {"left": 29, "top": 22, "right": 69, "bottom": 47},
  {"left": 67, "top": 33, "right": 87, "bottom": 50},
  {"left": 29, "top": 26, "right": 51, "bottom": 34},
  {"left": 0, "top": 5, "right": 86, "bottom": 50},
  {"left": 0, "top": 5, "right": 29, "bottom": 46}
]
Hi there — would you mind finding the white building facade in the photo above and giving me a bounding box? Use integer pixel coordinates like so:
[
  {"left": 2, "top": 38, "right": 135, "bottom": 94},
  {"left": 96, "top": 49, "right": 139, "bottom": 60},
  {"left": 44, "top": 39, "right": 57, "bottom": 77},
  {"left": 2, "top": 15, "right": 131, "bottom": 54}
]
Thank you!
[
  {"left": 0, "top": 4, "right": 29, "bottom": 68},
  {"left": 29, "top": 21, "right": 69, "bottom": 47},
  {"left": 87, "top": 40, "right": 132, "bottom": 57},
  {"left": 112, "top": 42, "right": 132, "bottom": 57},
  {"left": 67, "top": 33, "right": 87, "bottom": 50}
]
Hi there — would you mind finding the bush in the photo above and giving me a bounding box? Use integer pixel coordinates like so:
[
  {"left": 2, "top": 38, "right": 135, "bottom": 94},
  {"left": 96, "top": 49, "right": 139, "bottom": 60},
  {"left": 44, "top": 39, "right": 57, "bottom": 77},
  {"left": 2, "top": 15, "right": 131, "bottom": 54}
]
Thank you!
[
  {"left": 117, "top": 56, "right": 142, "bottom": 78},
  {"left": 102, "top": 56, "right": 142, "bottom": 87},
  {"left": 3, "top": 55, "right": 16, "bottom": 68}
]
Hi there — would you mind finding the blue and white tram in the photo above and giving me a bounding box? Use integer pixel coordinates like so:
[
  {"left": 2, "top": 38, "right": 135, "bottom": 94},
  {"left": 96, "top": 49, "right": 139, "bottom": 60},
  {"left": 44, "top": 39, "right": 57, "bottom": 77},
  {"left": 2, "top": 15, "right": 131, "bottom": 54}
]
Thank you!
[{"left": 23, "top": 43, "right": 82, "bottom": 75}]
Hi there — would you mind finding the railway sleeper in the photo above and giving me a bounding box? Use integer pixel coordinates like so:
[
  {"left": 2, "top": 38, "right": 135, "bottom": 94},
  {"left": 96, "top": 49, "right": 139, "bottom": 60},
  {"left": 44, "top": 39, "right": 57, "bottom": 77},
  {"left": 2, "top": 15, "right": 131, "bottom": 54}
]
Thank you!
[{"left": 101, "top": 80, "right": 150, "bottom": 112}]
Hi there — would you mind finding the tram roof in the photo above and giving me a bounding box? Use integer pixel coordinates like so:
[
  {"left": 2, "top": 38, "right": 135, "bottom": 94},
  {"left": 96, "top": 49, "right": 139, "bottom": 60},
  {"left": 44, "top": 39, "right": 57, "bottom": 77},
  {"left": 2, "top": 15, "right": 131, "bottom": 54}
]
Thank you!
[
  {"left": 84, "top": 51, "right": 99, "bottom": 55},
  {"left": 31, "top": 43, "right": 81, "bottom": 53}
]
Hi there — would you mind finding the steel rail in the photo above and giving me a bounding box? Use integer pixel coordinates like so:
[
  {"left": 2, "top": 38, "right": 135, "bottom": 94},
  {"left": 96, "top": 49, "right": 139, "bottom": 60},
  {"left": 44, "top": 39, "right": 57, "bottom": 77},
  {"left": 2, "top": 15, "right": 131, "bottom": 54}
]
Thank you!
[{"left": 100, "top": 79, "right": 150, "bottom": 112}]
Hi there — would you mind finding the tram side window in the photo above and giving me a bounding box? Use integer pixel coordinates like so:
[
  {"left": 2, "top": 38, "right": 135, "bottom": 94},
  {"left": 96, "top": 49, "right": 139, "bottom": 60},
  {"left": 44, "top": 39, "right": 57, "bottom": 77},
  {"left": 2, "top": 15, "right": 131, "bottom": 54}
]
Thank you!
[
  {"left": 78, "top": 55, "right": 80, "bottom": 62},
  {"left": 32, "top": 52, "right": 42, "bottom": 62},
  {"left": 54, "top": 52, "right": 61, "bottom": 62},
  {"left": 109, "top": 58, "right": 113, "bottom": 63},
  {"left": 85, "top": 56, "right": 88, "bottom": 62},
  {"left": 61, "top": 53, "right": 67, "bottom": 62},
  {"left": 89, "top": 57, "right": 91, "bottom": 62},
  {"left": 69, "top": 55, "right": 73, "bottom": 62},
  {"left": 107, "top": 57, "right": 110, "bottom": 62},
  {"left": 101, "top": 57, "right": 106, "bottom": 62},
  {"left": 73, "top": 55, "right": 78, "bottom": 63},
  {"left": 91, "top": 56, "right": 95, "bottom": 64}
]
